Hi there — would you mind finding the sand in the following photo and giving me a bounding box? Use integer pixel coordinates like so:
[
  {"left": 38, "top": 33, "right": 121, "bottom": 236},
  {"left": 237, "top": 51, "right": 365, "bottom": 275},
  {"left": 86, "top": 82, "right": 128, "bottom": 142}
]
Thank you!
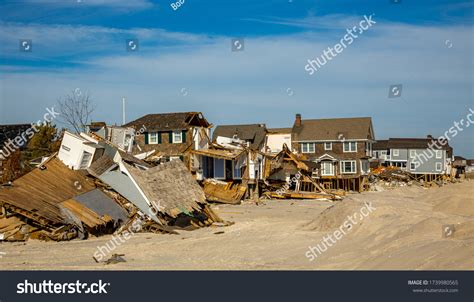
[{"left": 0, "top": 180, "right": 473, "bottom": 270}]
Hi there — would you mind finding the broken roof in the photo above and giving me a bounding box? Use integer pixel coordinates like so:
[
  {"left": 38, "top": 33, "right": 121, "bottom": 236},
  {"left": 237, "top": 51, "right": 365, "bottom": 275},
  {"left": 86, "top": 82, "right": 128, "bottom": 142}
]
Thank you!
[
  {"left": 0, "top": 157, "right": 95, "bottom": 226},
  {"left": 125, "top": 160, "right": 207, "bottom": 218},
  {"left": 190, "top": 148, "right": 245, "bottom": 161},
  {"left": 212, "top": 124, "right": 267, "bottom": 149},
  {"left": 123, "top": 112, "right": 210, "bottom": 131},
  {"left": 293, "top": 117, "right": 374, "bottom": 141}
]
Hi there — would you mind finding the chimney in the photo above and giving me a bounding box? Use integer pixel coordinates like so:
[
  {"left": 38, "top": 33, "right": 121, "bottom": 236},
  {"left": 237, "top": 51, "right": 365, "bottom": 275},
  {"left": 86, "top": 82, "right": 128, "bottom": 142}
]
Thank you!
[{"left": 295, "top": 113, "right": 302, "bottom": 127}]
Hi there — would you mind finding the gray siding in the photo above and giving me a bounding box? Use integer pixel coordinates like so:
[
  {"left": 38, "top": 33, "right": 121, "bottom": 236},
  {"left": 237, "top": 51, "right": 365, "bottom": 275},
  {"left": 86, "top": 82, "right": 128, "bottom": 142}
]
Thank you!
[
  {"left": 390, "top": 148, "right": 408, "bottom": 161},
  {"left": 408, "top": 149, "right": 445, "bottom": 174}
]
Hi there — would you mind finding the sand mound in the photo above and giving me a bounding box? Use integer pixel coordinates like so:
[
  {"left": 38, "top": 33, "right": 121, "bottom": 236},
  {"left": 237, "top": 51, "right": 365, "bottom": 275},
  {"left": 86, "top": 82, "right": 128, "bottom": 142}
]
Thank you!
[
  {"left": 433, "top": 197, "right": 474, "bottom": 217},
  {"left": 453, "top": 221, "right": 474, "bottom": 240}
]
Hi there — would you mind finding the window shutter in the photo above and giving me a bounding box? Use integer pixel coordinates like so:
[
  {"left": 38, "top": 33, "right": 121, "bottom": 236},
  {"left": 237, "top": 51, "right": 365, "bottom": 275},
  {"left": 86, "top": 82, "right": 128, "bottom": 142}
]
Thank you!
[
  {"left": 144, "top": 132, "right": 149, "bottom": 144},
  {"left": 182, "top": 130, "right": 186, "bottom": 143},
  {"left": 158, "top": 132, "right": 162, "bottom": 144},
  {"left": 169, "top": 131, "right": 173, "bottom": 143}
]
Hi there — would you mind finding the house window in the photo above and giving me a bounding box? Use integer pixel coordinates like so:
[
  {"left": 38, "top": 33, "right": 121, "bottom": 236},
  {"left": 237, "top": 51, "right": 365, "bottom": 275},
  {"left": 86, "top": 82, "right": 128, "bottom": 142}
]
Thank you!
[
  {"left": 79, "top": 151, "right": 92, "bottom": 169},
  {"left": 392, "top": 149, "right": 399, "bottom": 156},
  {"left": 410, "top": 162, "right": 417, "bottom": 171},
  {"left": 410, "top": 150, "right": 416, "bottom": 158},
  {"left": 149, "top": 132, "right": 158, "bottom": 144},
  {"left": 172, "top": 131, "right": 182, "bottom": 143},
  {"left": 233, "top": 161, "right": 242, "bottom": 179},
  {"left": 341, "top": 160, "right": 356, "bottom": 174},
  {"left": 435, "top": 150, "right": 442, "bottom": 159},
  {"left": 321, "top": 162, "right": 334, "bottom": 176},
  {"left": 343, "top": 142, "right": 357, "bottom": 152},
  {"left": 324, "top": 142, "right": 332, "bottom": 150},
  {"left": 214, "top": 158, "right": 225, "bottom": 179},
  {"left": 301, "top": 143, "right": 315, "bottom": 153},
  {"left": 436, "top": 162, "right": 442, "bottom": 171}
]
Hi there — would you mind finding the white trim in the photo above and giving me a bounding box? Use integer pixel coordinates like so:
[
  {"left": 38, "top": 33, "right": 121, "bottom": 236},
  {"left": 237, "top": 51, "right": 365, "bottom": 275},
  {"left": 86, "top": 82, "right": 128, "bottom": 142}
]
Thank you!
[
  {"left": 435, "top": 150, "right": 442, "bottom": 159},
  {"left": 435, "top": 162, "right": 442, "bottom": 171},
  {"left": 172, "top": 130, "right": 183, "bottom": 144},
  {"left": 392, "top": 149, "right": 399, "bottom": 156},
  {"left": 301, "top": 142, "right": 315, "bottom": 153},
  {"left": 324, "top": 142, "right": 332, "bottom": 150},
  {"left": 410, "top": 162, "right": 416, "bottom": 171},
  {"left": 321, "top": 161, "right": 334, "bottom": 176},
  {"left": 149, "top": 132, "right": 158, "bottom": 144},
  {"left": 343, "top": 141, "right": 357, "bottom": 153},
  {"left": 409, "top": 150, "right": 416, "bottom": 158},
  {"left": 340, "top": 160, "right": 357, "bottom": 174}
]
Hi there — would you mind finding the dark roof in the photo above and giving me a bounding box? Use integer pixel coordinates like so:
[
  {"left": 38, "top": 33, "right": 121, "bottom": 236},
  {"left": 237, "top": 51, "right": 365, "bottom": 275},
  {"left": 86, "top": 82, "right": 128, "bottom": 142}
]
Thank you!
[
  {"left": 387, "top": 138, "right": 450, "bottom": 150},
  {"left": 123, "top": 112, "right": 210, "bottom": 131},
  {"left": 73, "top": 189, "right": 128, "bottom": 223},
  {"left": 268, "top": 127, "right": 292, "bottom": 134},
  {"left": 467, "top": 159, "right": 474, "bottom": 166},
  {"left": 212, "top": 124, "right": 267, "bottom": 149},
  {"left": 293, "top": 117, "right": 374, "bottom": 141},
  {"left": 0, "top": 124, "right": 31, "bottom": 148},
  {"left": 373, "top": 140, "right": 389, "bottom": 150}
]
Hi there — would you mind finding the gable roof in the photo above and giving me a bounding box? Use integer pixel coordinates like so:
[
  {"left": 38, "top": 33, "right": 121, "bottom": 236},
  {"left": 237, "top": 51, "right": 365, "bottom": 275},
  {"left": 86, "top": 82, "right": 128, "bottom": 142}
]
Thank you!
[
  {"left": 293, "top": 117, "right": 374, "bottom": 141},
  {"left": 212, "top": 124, "right": 267, "bottom": 149},
  {"left": 123, "top": 112, "right": 210, "bottom": 131}
]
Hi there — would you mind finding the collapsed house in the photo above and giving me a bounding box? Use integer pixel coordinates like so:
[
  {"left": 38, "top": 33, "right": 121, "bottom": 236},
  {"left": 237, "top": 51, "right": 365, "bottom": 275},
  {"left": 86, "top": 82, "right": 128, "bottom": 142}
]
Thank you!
[
  {"left": 262, "top": 144, "right": 341, "bottom": 200},
  {"left": 0, "top": 157, "right": 128, "bottom": 241},
  {"left": 123, "top": 112, "right": 211, "bottom": 168},
  {"left": 0, "top": 128, "right": 223, "bottom": 242}
]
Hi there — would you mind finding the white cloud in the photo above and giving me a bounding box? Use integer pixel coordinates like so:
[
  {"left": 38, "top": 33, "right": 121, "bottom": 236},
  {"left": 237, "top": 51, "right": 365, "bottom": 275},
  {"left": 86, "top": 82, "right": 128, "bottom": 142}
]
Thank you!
[{"left": 0, "top": 19, "right": 473, "bottom": 156}]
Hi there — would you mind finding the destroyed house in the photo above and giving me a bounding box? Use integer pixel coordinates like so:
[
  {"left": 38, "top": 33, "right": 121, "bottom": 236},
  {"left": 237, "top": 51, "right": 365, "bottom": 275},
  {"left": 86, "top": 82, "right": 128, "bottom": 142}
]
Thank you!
[
  {"left": 291, "top": 115, "right": 375, "bottom": 192},
  {"left": 265, "top": 127, "right": 292, "bottom": 154},
  {"left": 373, "top": 136, "right": 453, "bottom": 175},
  {"left": 0, "top": 157, "right": 128, "bottom": 241},
  {"left": 87, "top": 122, "right": 135, "bottom": 153},
  {"left": 123, "top": 112, "right": 211, "bottom": 166}
]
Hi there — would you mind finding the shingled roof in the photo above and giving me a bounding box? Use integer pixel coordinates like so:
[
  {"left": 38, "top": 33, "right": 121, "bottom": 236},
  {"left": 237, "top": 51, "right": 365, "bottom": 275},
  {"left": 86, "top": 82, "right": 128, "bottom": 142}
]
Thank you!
[
  {"left": 386, "top": 138, "right": 451, "bottom": 150},
  {"left": 125, "top": 160, "right": 207, "bottom": 218},
  {"left": 123, "top": 112, "right": 210, "bottom": 131},
  {"left": 212, "top": 124, "right": 267, "bottom": 149},
  {"left": 292, "top": 117, "right": 374, "bottom": 141}
]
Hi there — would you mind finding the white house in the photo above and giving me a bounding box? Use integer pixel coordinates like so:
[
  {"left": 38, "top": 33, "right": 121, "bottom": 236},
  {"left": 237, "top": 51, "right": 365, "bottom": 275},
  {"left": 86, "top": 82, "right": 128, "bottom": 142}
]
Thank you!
[
  {"left": 265, "top": 128, "right": 292, "bottom": 154},
  {"left": 58, "top": 131, "right": 105, "bottom": 170}
]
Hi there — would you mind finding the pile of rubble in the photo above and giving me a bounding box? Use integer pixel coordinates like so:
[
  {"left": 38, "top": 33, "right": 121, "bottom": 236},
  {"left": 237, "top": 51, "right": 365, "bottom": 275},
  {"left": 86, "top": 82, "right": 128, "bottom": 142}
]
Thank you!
[
  {"left": 368, "top": 166, "right": 454, "bottom": 191},
  {"left": 0, "top": 132, "right": 224, "bottom": 242}
]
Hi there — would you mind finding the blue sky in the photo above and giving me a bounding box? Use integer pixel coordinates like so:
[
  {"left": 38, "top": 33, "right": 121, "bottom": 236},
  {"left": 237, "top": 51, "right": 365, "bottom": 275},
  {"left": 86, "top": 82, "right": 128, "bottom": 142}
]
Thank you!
[{"left": 0, "top": 0, "right": 473, "bottom": 156}]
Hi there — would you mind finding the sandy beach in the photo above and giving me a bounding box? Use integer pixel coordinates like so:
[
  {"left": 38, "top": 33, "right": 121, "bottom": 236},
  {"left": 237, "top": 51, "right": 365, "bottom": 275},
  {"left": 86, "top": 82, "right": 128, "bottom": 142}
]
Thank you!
[{"left": 1, "top": 181, "right": 473, "bottom": 270}]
